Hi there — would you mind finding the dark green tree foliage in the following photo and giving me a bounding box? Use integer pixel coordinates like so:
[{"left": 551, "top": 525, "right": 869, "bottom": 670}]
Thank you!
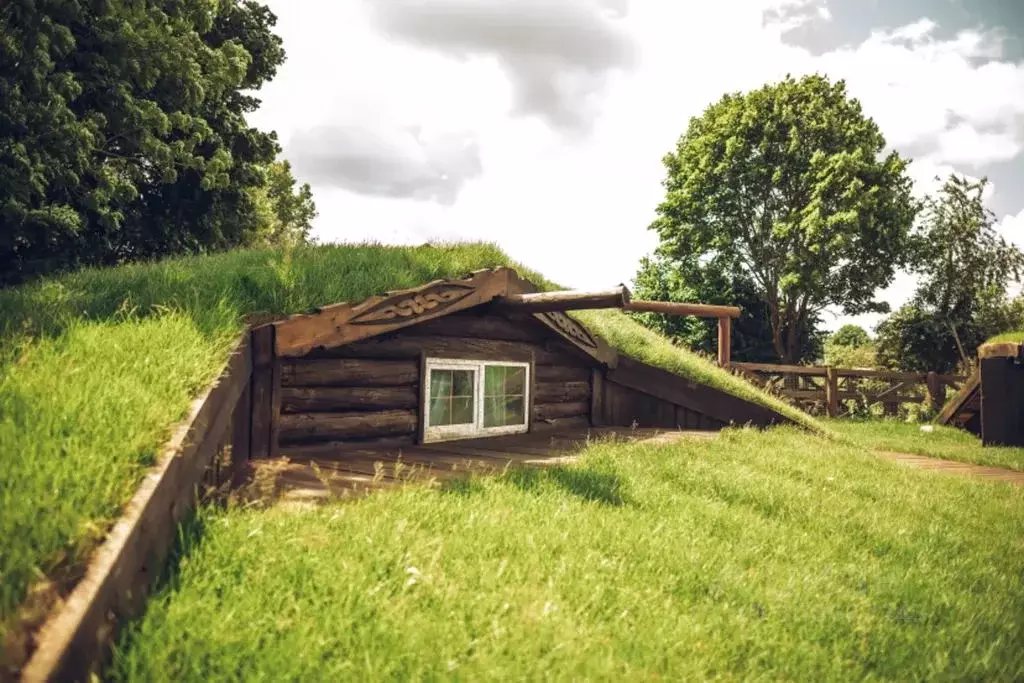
[
  {"left": 650, "top": 74, "right": 918, "bottom": 362},
  {"left": 876, "top": 174, "right": 1024, "bottom": 372},
  {"left": 633, "top": 252, "right": 823, "bottom": 364},
  {"left": 0, "top": 0, "right": 306, "bottom": 285},
  {"left": 875, "top": 304, "right": 961, "bottom": 373}
]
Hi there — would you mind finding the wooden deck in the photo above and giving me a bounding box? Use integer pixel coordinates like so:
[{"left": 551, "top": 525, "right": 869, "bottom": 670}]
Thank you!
[{"left": 238, "top": 427, "right": 712, "bottom": 504}]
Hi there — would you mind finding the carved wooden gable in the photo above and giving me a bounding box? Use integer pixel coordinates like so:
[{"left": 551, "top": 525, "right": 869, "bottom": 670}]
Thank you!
[
  {"left": 272, "top": 266, "right": 620, "bottom": 368},
  {"left": 274, "top": 268, "right": 513, "bottom": 357}
]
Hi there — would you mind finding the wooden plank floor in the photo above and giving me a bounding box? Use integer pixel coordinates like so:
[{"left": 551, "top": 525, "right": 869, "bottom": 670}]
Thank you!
[{"left": 239, "top": 427, "right": 714, "bottom": 504}]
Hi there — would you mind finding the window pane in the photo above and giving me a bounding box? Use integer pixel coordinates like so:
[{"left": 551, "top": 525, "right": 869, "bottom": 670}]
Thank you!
[
  {"left": 452, "top": 369, "right": 475, "bottom": 398},
  {"left": 484, "top": 396, "right": 526, "bottom": 427},
  {"left": 484, "top": 365, "right": 505, "bottom": 395},
  {"left": 452, "top": 396, "right": 474, "bottom": 425},
  {"left": 429, "top": 395, "right": 451, "bottom": 426},
  {"left": 504, "top": 366, "right": 525, "bottom": 395},
  {"left": 429, "top": 370, "right": 452, "bottom": 401}
]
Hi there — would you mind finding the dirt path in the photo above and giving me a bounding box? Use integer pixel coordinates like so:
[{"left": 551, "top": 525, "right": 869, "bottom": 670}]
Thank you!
[{"left": 877, "top": 451, "right": 1024, "bottom": 485}]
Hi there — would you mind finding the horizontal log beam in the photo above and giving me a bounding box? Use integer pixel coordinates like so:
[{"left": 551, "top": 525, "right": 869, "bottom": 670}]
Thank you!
[
  {"left": 279, "top": 409, "right": 417, "bottom": 444},
  {"left": 282, "top": 358, "right": 419, "bottom": 387},
  {"left": 625, "top": 300, "right": 741, "bottom": 319},
  {"left": 534, "top": 401, "right": 590, "bottom": 421},
  {"left": 280, "top": 386, "right": 418, "bottom": 413},
  {"left": 494, "top": 286, "right": 631, "bottom": 313},
  {"left": 534, "top": 381, "right": 591, "bottom": 404}
]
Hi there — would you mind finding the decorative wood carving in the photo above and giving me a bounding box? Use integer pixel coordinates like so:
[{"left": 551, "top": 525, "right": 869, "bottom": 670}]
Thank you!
[
  {"left": 274, "top": 268, "right": 512, "bottom": 357},
  {"left": 349, "top": 284, "right": 475, "bottom": 325},
  {"left": 535, "top": 311, "right": 598, "bottom": 350}
]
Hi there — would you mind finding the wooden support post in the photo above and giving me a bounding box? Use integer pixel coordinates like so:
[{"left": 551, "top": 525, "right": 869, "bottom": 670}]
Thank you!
[
  {"left": 926, "top": 371, "right": 943, "bottom": 414},
  {"left": 229, "top": 379, "right": 252, "bottom": 480},
  {"left": 825, "top": 366, "right": 839, "bottom": 417},
  {"left": 250, "top": 325, "right": 275, "bottom": 459},
  {"left": 717, "top": 316, "right": 732, "bottom": 367},
  {"left": 590, "top": 367, "right": 605, "bottom": 427}
]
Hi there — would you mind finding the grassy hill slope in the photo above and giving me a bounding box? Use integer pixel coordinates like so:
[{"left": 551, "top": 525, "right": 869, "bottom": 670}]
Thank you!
[{"left": 0, "top": 243, "right": 821, "bottom": 639}]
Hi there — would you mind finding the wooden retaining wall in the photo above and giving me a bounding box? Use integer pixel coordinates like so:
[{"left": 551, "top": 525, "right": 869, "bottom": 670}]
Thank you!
[{"left": 19, "top": 335, "right": 255, "bottom": 682}]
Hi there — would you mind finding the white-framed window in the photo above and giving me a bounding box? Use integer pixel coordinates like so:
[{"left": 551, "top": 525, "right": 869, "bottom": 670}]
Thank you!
[{"left": 423, "top": 357, "right": 530, "bottom": 443}]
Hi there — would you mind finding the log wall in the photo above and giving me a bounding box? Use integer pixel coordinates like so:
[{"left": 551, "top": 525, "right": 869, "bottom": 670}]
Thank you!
[{"left": 277, "top": 311, "right": 595, "bottom": 446}]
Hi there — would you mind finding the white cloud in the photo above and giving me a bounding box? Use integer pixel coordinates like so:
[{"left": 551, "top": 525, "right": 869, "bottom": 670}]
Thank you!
[
  {"left": 288, "top": 123, "right": 482, "bottom": 205},
  {"left": 363, "top": 0, "right": 637, "bottom": 133},
  {"left": 247, "top": 0, "right": 1024, "bottom": 333}
]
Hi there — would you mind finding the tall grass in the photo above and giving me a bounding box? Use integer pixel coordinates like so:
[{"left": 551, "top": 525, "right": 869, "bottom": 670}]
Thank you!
[
  {"left": 0, "top": 243, "right": 821, "bottom": 635},
  {"left": 109, "top": 428, "right": 1024, "bottom": 681}
]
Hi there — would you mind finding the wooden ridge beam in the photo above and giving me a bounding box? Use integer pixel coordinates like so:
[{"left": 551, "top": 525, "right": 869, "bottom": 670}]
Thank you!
[
  {"left": 494, "top": 285, "right": 631, "bottom": 313},
  {"left": 625, "top": 300, "right": 741, "bottom": 319}
]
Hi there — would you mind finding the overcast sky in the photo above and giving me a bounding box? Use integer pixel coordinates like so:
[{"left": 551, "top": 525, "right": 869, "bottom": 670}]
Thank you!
[{"left": 247, "top": 0, "right": 1024, "bottom": 333}]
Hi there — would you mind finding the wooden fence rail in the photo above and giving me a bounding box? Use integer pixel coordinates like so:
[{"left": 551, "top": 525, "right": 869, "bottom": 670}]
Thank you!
[{"left": 732, "top": 363, "right": 966, "bottom": 417}]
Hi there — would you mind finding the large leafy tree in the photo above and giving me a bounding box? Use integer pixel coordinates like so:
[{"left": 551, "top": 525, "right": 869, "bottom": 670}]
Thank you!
[
  {"left": 633, "top": 251, "right": 823, "bottom": 364},
  {"left": 0, "top": 0, "right": 308, "bottom": 285},
  {"left": 876, "top": 174, "right": 1024, "bottom": 372},
  {"left": 650, "top": 74, "right": 919, "bottom": 362}
]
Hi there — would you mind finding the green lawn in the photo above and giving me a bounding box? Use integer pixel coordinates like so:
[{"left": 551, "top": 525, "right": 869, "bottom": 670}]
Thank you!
[
  {"left": 827, "top": 419, "right": 1024, "bottom": 472},
  {"left": 0, "top": 243, "right": 819, "bottom": 641},
  {"left": 108, "top": 427, "right": 1024, "bottom": 681}
]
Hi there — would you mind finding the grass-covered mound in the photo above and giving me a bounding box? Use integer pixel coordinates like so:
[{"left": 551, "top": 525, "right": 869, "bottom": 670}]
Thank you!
[
  {"left": 985, "top": 330, "right": 1024, "bottom": 344},
  {"left": 108, "top": 428, "right": 1024, "bottom": 681},
  {"left": 826, "top": 419, "right": 1024, "bottom": 472},
  {"left": 0, "top": 243, "right": 820, "bottom": 639}
]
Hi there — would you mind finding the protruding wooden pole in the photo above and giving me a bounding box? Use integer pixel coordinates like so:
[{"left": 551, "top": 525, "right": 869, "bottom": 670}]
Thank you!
[
  {"left": 717, "top": 316, "right": 732, "bottom": 367},
  {"left": 495, "top": 285, "right": 631, "bottom": 313},
  {"left": 627, "top": 300, "right": 742, "bottom": 319}
]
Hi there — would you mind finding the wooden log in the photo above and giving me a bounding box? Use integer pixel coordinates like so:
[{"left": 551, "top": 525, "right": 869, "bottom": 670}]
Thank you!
[
  {"left": 282, "top": 358, "right": 419, "bottom": 388},
  {"left": 825, "top": 366, "right": 839, "bottom": 417},
  {"left": 534, "top": 381, "right": 591, "bottom": 404},
  {"left": 531, "top": 415, "right": 592, "bottom": 433},
  {"left": 398, "top": 312, "right": 545, "bottom": 342},
  {"left": 250, "top": 325, "right": 275, "bottom": 459},
  {"left": 494, "top": 285, "right": 630, "bottom": 313},
  {"left": 731, "top": 362, "right": 828, "bottom": 376},
  {"left": 625, "top": 300, "right": 741, "bottom": 319},
  {"left": 591, "top": 368, "right": 605, "bottom": 427},
  {"left": 305, "top": 334, "right": 578, "bottom": 367},
  {"left": 229, "top": 379, "right": 252, "bottom": 476},
  {"left": 279, "top": 409, "right": 417, "bottom": 443},
  {"left": 534, "top": 401, "right": 590, "bottom": 421},
  {"left": 269, "top": 360, "right": 282, "bottom": 459},
  {"left": 534, "top": 365, "right": 591, "bottom": 383},
  {"left": 280, "top": 386, "right": 418, "bottom": 413},
  {"left": 717, "top": 316, "right": 731, "bottom": 367}
]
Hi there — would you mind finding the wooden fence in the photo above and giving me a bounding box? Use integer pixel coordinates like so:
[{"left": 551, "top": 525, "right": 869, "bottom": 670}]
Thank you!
[{"left": 732, "top": 363, "right": 967, "bottom": 417}]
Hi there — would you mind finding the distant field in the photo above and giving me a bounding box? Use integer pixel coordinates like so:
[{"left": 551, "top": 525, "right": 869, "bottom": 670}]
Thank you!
[
  {"left": 827, "top": 419, "right": 1024, "bottom": 472},
  {"left": 0, "top": 243, "right": 819, "bottom": 644},
  {"left": 109, "top": 428, "right": 1024, "bottom": 681}
]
